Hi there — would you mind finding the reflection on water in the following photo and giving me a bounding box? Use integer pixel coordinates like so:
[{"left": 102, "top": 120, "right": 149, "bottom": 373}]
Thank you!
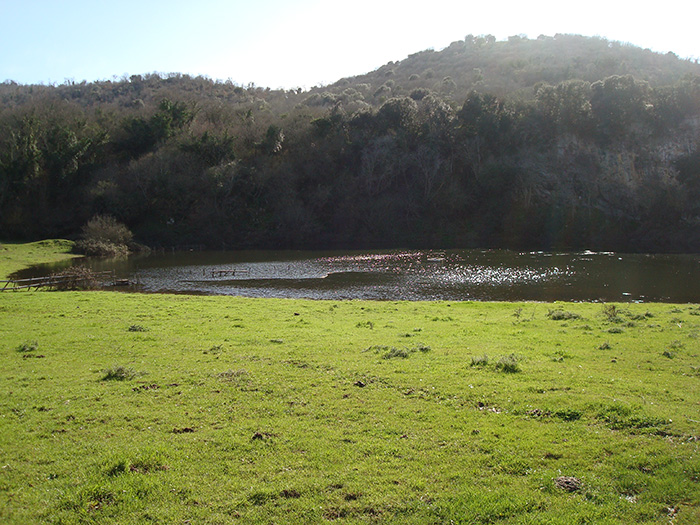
[{"left": 16, "top": 249, "right": 700, "bottom": 302}]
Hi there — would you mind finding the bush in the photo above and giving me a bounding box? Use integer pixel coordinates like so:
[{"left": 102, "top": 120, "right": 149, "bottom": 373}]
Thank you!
[
  {"left": 74, "top": 239, "right": 129, "bottom": 257},
  {"left": 83, "top": 214, "right": 132, "bottom": 244},
  {"left": 74, "top": 215, "right": 133, "bottom": 257}
]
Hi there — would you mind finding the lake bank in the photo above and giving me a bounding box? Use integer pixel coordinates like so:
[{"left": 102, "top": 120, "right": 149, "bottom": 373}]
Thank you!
[
  {"left": 1, "top": 290, "right": 699, "bottom": 523},
  {"left": 0, "top": 239, "right": 80, "bottom": 280}
]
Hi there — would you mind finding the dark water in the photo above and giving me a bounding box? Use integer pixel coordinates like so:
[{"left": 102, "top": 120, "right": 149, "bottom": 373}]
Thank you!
[{"left": 16, "top": 249, "right": 700, "bottom": 302}]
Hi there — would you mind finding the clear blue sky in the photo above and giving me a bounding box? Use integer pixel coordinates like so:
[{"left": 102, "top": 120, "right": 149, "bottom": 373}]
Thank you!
[{"left": 1, "top": 0, "right": 698, "bottom": 89}]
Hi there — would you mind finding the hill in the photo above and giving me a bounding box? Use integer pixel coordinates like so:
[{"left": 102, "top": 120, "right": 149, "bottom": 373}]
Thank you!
[
  {"left": 320, "top": 33, "right": 700, "bottom": 103},
  {"left": 1, "top": 34, "right": 700, "bottom": 251}
]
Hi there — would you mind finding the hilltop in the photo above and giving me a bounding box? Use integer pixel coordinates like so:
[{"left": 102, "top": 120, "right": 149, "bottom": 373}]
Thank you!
[{"left": 320, "top": 33, "right": 700, "bottom": 102}]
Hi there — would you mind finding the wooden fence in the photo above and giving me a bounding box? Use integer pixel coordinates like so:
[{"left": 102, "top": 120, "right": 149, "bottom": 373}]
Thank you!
[
  {"left": 0, "top": 271, "right": 117, "bottom": 291},
  {"left": 209, "top": 269, "right": 249, "bottom": 278}
]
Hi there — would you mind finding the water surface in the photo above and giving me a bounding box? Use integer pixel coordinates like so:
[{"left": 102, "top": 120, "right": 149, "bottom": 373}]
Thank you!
[{"left": 18, "top": 249, "right": 700, "bottom": 302}]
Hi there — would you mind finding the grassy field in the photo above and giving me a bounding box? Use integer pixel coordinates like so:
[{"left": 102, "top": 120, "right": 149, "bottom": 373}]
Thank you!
[
  {"left": 1, "top": 243, "right": 699, "bottom": 523},
  {"left": 0, "top": 239, "right": 80, "bottom": 280}
]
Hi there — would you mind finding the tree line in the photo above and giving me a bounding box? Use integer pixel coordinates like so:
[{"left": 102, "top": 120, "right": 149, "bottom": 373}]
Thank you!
[{"left": 2, "top": 34, "right": 700, "bottom": 252}]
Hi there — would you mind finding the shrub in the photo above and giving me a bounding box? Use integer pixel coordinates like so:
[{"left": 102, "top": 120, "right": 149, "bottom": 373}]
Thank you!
[
  {"left": 82, "top": 214, "right": 133, "bottom": 245},
  {"left": 74, "top": 239, "right": 129, "bottom": 257},
  {"left": 74, "top": 215, "right": 133, "bottom": 257}
]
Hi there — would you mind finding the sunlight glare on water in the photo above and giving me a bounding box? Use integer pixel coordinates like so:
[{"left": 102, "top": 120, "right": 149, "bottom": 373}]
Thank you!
[{"left": 19, "top": 249, "right": 700, "bottom": 302}]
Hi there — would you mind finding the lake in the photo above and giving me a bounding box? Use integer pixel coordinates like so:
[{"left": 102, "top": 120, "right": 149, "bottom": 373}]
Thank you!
[{"left": 18, "top": 249, "right": 700, "bottom": 302}]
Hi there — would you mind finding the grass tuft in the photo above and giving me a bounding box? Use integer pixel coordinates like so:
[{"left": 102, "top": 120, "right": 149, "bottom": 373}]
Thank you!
[
  {"left": 554, "top": 408, "right": 583, "bottom": 421},
  {"left": 602, "top": 304, "right": 621, "bottom": 322},
  {"left": 101, "top": 365, "right": 141, "bottom": 381},
  {"left": 495, "top": 354, "right": 521, "bottom": 373},
  {"left": 204, "top": 344, "right": 223, "bottom": 354},
  {"left": 217, "top": 368, "right": 248, "bottom": 379},
  {"left": 105, "top": 450, "right": 168, "bottom": 476},
  {"left": 595, "top": 403, "right": 669, "bottom": 433},
  {"left": 383, "top": 347, "right": 410, "bottom": 359},
  {"left": 367, "top": 344, "right": 430, "bottom": 359},
  {"left": 16, "top": 340, "right": 39, "bottom": 353},
  {"left": 547, "top": 309, "right": 581, "bottom": 321},
  {"left": 470, "top": 354, "right": 489, "bottom": 367}
]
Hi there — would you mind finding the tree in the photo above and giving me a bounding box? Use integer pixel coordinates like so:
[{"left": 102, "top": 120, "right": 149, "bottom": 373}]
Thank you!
[
  {"left": 535, "top": 80, "right": 592, "bottom": 134},
  {"left": 590, "top": 75, "right": 652, "bottom": 142},
  {"left": 117, "top": 99, "right": 194, "bottom": 159},
  {"left": 180, "top": 131, "right": 236, "bottom": 167},
  {"left": 376, "top": 97, "right": 418, "bottom": 134}
]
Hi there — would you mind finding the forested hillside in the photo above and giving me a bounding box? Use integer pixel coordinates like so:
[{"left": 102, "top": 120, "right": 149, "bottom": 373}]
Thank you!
[{"left": 2, "top": 34, "right": 700, "bottom": 251}]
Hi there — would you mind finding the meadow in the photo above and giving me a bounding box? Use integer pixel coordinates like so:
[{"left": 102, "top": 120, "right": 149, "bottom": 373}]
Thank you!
[
  {"left": 0, "top": 240, "right": 80, "bottom": 280},
  {"left": 0, "top": 242, "right": 699, "bottom": 523}
]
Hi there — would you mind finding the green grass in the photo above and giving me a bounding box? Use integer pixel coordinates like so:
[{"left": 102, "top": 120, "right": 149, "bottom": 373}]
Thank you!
[
  {"left": 1, "top": 241, "right": 699, "bottom": 523},
  {"left": 1, "top": 292, "right": 699, "bottom": 523},
  {"left": 0, "top": 239, "right": 80, "bottom": 279}
]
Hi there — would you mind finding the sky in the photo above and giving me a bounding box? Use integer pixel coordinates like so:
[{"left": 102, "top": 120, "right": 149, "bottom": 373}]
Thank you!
[{"left": 1, "top": 0, "right": 698, "bottom": 90}]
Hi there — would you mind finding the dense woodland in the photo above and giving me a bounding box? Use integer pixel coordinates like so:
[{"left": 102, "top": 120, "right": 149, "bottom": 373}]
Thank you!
[{"left": 2, "top": 34, "right": 700, "bottom": 252}]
